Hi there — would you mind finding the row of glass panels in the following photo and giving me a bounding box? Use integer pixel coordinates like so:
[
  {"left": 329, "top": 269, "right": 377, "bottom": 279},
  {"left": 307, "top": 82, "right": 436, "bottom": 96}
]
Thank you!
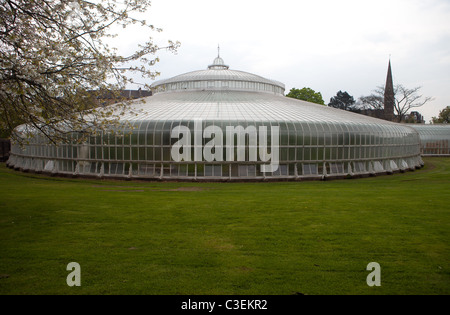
[
  {"left": 407, "top": 125, "right": 450, "bottom": 156},
  {"left": 153, "top": 80, "right": 284, "bottom": 95},
  {"left": 9, "top": 120, "right": 422, "bottom": 179},
  {"left": 7, "top": 156, "right": 421, "bottom": 179},
  {"left": 12, "top": 120, "right": 420, "bottom": 162},
  {"left": 16, "top": 120, "right": 421, "bottom": 145},
  {"left": 15, "top": 144, "right": 418, "bottom": 163},
  {"left": 422, "top": 142, "right": 449, "bottom": 155}
]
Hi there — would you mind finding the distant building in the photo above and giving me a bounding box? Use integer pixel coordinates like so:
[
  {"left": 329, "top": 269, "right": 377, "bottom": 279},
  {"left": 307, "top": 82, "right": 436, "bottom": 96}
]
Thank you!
[
  {"left": 404, "top": 111, "right": 425, "bottom": 124},
  {"left": 358, "top": 108, "right": 385, "bottom": 120},
  {"left": 93, "top": 88, "right": 152, "bottom": 106},
  {"left": 122, "top": 89, "right": 152, "bottom": 99}
]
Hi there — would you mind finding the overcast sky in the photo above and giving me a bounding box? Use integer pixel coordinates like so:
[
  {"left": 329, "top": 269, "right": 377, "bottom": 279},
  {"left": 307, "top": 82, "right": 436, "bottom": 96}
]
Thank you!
[{"left": 116, "top": 0, "right": 450, "bottom": 122}]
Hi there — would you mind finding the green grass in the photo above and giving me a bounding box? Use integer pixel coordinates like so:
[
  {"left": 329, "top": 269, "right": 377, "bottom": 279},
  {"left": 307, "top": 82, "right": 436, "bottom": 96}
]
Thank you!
[{"left": 0, "top": 158, "right": 449, "bottom": 295}]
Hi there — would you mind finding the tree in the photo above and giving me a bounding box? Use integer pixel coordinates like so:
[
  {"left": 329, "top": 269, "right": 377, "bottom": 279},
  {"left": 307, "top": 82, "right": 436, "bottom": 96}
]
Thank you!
[
  {"left": 394, "top": 85, "right": 433, "bottom": 122},
  {"left": 356, "top": 87, "right": 386, "bottom": 119},
  {"left": 432, "top": 106, "right": 450, "bottom": 124},
  {"left": 0, "top": 0, "right": 180, "bottom": 143},
  {"left": 358, "top": 94, "right": 384, "bottom": 111},
  {"left": 286, "top": 87, "right": 325, "bottom": 105},
  {"left": 328, "top": 91, "right": 356, "bottom": 111},
  {"left": 358, "top": 84, "right": 433, "bottom": 122}
]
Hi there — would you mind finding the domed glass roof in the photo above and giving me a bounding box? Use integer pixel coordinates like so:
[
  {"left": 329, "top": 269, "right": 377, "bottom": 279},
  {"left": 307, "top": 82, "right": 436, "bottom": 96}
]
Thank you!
[
  {"left": 7, "top": 53, "right": 424, "bottom": 181},
  {"left": 151, "top": 56, "right": 285, "bottom": 95}
]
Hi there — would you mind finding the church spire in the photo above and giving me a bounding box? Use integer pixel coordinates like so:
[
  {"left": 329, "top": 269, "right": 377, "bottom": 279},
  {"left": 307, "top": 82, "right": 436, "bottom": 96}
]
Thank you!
[{"left": 384, "top": 58, "right": 395, "bottom": 121}]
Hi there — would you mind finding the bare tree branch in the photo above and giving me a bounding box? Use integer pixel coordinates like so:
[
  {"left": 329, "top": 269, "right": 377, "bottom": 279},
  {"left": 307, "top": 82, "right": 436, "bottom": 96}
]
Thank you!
[{"left": 357, "top": 84, "right": 433, "bottom": 122}]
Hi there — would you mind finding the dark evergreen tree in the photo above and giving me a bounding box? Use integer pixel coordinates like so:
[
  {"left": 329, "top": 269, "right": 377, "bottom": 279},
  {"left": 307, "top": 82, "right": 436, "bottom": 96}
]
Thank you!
[{"left": 328, "top": 91, "right": 356, "bottom": 111}]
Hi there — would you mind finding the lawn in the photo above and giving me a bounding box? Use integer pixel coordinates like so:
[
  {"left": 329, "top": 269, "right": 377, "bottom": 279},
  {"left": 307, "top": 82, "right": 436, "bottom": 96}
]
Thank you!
[{"left": 0, "top": 158, "right": 449, "bottom": 295}]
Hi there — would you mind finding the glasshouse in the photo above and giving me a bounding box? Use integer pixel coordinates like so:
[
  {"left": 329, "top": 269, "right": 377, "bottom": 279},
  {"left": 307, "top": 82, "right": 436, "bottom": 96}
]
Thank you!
[
  {"left": 408, "top": 124, "right": 450, "bottom": 156},
  {"left": 7, "top": 54, "right": 424, "bottom": 181}
]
